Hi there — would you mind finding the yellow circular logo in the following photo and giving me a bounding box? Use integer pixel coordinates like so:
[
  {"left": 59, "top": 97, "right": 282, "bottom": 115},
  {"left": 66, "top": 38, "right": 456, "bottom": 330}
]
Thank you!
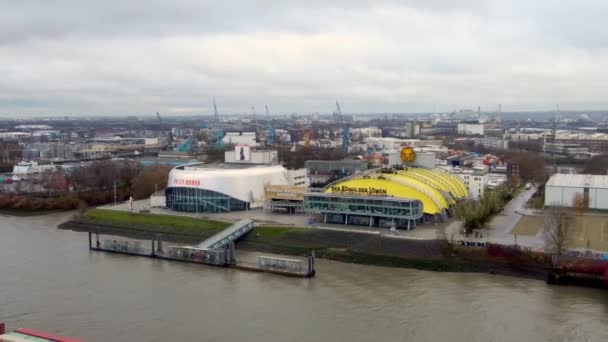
[{"left": 400, "top": 147, "right": 416, "bottom": 163}]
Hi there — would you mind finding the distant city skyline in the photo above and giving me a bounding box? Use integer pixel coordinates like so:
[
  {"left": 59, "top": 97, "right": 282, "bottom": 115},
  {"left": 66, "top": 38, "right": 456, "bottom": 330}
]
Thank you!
[{"left": 2, "top": 1, "right": 608, "bottom": 116}]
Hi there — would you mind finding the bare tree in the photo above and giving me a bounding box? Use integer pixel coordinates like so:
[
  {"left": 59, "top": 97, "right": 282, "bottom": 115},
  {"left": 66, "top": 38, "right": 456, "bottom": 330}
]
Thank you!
[
  {"left": 130, "top": 165, "right": 173, "bottom": 199},
  {"left": 437, "top": 224, "right": 458, "bottom": 256},
  {"left": 572, "top": 192, "right": 588, "bottom": 216},
  {"left": 543, "top": 206, "right": 573, "bottom": 255}
]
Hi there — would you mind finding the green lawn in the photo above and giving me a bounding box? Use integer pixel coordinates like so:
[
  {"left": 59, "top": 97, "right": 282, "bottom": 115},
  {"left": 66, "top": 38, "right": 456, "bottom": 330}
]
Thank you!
[
  {"left": 253, "top": 226, "right": 307, "bottom": 239},
  {"left": 512, "top": 214, "right": 608, "bottom": 251},
  {"left": 568, "top": 215, "right": 608, "bottom": 251},
  {"left": 512, "top": 216, "right": 544, "bottom": 236},
  {"left": 85, "top": 209, "right": 230, "bottom": 235}
]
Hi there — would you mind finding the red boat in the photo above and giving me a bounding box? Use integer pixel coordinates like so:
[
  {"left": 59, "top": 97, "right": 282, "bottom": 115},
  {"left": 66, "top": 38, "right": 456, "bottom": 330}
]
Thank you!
[
  {"left": 0, "top": 323, "right": 84, "bottom": 342},
  {"left": 548, "top": 257, "right": 608, "bottom": 286}
]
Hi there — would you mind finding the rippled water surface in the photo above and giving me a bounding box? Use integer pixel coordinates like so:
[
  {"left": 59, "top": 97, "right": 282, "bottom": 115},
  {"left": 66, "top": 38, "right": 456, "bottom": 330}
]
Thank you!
[{"left": 1, "top": 213, "right": 607, "bottom": 342}]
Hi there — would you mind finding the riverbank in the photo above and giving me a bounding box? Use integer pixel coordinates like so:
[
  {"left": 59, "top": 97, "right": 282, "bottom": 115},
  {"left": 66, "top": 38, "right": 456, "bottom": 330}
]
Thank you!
[
  {"left": 0, "top": 208, "right": 68, "bottom": 216},
  {"left": 58, "top": 209, "right": 552, "bottom": 280},
  {"left": 59, "top": 209, "right": 548, "bottom": 279}
]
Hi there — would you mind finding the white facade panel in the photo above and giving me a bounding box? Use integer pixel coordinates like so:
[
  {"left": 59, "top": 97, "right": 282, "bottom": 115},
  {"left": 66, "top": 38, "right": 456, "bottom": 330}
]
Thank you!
[
  {"left": 150, "top": 194, "right": 166, "bottom": 207},
  {"left": 386, "top": 151, "right": 402, "bottom": 167},
  {"left": 592, "top": 188, "right": 608, "bottom": 210},
  {"left": 413, "top": 152, "right": 436, "bottom": 169},
  {"left": 453, "top": 172, "right": 487, "bottom": 200},
  {"left": 562, "top": 187, "right": 582, "bottom": 207},
  {"left": 167, "top": 164, "right": 290, "bottom": 204},
  {"left": 222, "top": 132, "right": 259, "bottom": 147},
  {"left": 286, "top": 168, "right": 309, "bottom": 187},
  {"left": 224, "top": 150, "right": 278, "bottom": 165},
  {"left": 544, "top": 186, "right": 564, "bottom": 207},
  {"left": 546, "top": 186, "right": 585, "bottom": 207}
]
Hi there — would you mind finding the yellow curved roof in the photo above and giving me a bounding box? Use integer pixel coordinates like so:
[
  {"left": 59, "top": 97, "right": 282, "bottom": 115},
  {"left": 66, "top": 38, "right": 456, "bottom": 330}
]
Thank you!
[
  {"left": 398, "top": 171, "right": 455, "bottom": 204},
  {"left": 426, "top": 170, "right": 466, "bottom": 198},
  {"left": 439, "top": 171, "right": 469, "bottom": 198},
  {"left": 407, "top": 168, "right": 464, "bottom": 199},
  {"left": 387, "top": 173, "right": 452, "bottom": 207},
  {"left": 325, "top": 177, "right": 442, "bottom": 214}
]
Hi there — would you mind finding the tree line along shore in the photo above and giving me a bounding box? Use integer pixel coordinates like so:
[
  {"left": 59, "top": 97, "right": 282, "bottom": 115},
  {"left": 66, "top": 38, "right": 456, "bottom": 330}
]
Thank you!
[{"left": 0, "top": 160, "right": 171, "bottom": 211}]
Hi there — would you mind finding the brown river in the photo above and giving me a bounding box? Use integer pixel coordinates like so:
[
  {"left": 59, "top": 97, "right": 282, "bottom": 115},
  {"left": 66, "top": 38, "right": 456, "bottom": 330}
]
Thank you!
[{"left": 1, "top": 212, "right": 608, "bottom": 342}]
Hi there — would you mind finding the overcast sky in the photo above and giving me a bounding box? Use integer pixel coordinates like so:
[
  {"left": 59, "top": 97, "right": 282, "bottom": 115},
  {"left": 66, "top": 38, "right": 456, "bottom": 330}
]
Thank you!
[{"left": 1, "top": 0, "right": 608, "bottom": 116}]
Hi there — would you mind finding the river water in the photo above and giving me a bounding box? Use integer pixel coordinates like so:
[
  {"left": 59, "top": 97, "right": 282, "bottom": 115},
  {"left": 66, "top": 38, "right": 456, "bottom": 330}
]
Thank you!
[{"left": 1, "top": 212, "right": 608, "bottom": 342}]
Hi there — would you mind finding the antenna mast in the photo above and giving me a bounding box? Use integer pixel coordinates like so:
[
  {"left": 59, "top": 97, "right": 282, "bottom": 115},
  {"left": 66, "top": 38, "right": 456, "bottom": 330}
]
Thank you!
[
  {"left": 265, "top": 105, "right": 275, "bottom": 146},
  {"left": 552, "top": 104, "right": 558, "bottom": 173},
  {"left": 336, "top": 101, "right": 349, "bottom": 155},
  {"left": 213, "top": 98, "right": 224, "bottom": 149},
  {"left": 213, "top": 98, "right": 219, "bottom": 126}
]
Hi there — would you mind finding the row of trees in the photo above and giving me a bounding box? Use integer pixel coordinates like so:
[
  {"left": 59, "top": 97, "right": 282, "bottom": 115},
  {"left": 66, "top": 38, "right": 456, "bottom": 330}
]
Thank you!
[
  {"left": 278, "top": 146, "right": 345, "bottom": 169},
  {"left": 504, "top": 151, "right": 549, "bottom": 183},
  {"left": 583, "top": 155, "right": 608, "bottom": 175},
  {"left": 454, "top": 186, "right": 513, "bottom": 234},
  {"left": 0, "top": 141, "right": 22, "bottom": 173},
  {"left": 0, "top": 161, "right": 172, "bottom": 211}
]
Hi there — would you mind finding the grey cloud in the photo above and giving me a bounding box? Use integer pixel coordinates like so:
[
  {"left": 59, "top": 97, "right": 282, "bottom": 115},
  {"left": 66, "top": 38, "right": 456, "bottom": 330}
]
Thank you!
[{"left": 1, "top": 0, "right": 608, "bottom": 116}]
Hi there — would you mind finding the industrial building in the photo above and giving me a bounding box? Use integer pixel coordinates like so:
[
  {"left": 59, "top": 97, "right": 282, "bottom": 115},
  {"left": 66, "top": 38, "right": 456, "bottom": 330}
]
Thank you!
[
  {"left": 385, "top": 151, "right": 436, "bottom": 169},
  {"left": 222, "top": 131, "right": 258, "bottom": 147},
  {"left": 510, "top": 129, "right": 608, "bottom": 153},
  {"left": 224, "top": 148, "right": 278, "bottom": 165},
  {"left": 306, "top": 158, "right": 367, "bottom": 185},
  {"left": 543, "top": 142, "right": 589, "bottom": 158},
  {"left": 451, "top": 168, "right": 488, "bottom": 200},
  {"left": 457, "top": 123, "right": 484, "bottom": 136},
  {"left": 365, "top": 137, "right": 443, "bottom": 151},
  {"left": 545, "top": 174, "right": 608, "bottom": 210},
  {"left": 473, "top": 137, "right": 509, "bottom": 150}
]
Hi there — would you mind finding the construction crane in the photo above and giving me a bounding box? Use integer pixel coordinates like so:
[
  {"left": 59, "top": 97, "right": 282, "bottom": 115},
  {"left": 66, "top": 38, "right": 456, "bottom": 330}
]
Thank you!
[
  {"left": 178, "top": 137, "right": 192, "bottom": 152},
  {"left": 213, "top": 98, "right": 224, "bottom": 149},
  {"left": 335, "top": 101, "right": 350, "bottom": 155},
  {"left": 265, "top": 105, "right": 276, "bottom": 147},
  {"left": 552, "top": 105, "right": 558, "bottom": 173},
  {"left": 252, "top": 106, "right": 262, "bottom": 143}
]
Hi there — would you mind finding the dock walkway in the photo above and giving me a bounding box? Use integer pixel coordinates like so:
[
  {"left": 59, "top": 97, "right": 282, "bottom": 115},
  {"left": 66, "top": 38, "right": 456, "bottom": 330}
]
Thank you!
[{"left": 196, "top": 218, "right": 254, "bottom": 249}]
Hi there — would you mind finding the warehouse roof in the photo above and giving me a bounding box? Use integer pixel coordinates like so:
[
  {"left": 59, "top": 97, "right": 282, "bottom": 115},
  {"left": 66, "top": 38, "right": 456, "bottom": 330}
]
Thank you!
[{"left": 546, "top": 174, "right": 608, "bottom": 189}]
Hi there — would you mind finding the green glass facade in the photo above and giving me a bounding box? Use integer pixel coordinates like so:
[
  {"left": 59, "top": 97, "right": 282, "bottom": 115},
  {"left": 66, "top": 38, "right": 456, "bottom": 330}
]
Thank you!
[{"left": 303, "top": 193, "right": 423, "bottom": 229}]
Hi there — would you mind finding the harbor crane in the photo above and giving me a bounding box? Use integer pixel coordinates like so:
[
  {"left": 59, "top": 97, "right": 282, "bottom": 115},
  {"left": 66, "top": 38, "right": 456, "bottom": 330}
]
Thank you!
[
  {"left": 213, "top": 98, "right": 224, "bottom": 149},
  {"left": 265, "top": 105, "right": 276, "bottom": 146},
  {"left": 335, "top": 101, "right": 350, "bottom": 155}
]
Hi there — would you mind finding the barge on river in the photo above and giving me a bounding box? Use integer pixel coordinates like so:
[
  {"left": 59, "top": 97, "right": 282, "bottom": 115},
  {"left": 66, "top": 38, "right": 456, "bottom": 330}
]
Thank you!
[{"left": 547, "top": 256, "right": 608, "bottom": 287}]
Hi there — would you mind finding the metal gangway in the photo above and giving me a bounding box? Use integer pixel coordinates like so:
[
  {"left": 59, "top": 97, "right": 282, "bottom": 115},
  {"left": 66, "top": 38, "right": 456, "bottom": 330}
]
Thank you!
[{"left": 196, "top": 218, "right": 255, "bottom": 250}]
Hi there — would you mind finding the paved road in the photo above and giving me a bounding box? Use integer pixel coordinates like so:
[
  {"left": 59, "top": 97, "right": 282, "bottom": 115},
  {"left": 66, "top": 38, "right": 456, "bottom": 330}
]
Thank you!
[
  {"left": 486, "top": 185, "right": 545, "bottom": 249},
  {"left": 489, "top": 186, "right": 538, "bottom": 237}
]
